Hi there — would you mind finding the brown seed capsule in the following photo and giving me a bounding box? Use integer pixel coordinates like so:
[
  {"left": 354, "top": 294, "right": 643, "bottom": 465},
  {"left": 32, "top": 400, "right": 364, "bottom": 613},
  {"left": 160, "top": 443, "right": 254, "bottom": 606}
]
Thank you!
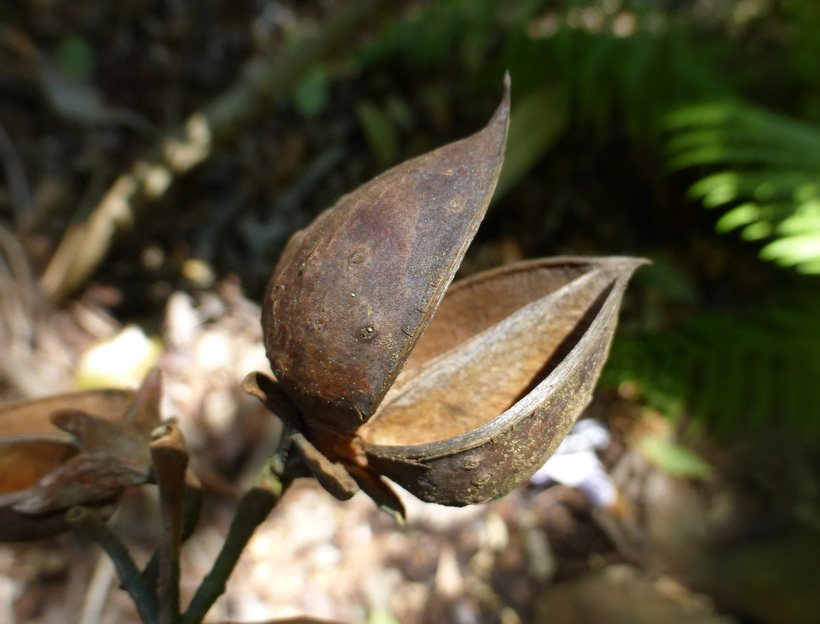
[
  {"left": 0, "top": 388, "right": 133, "bottom": 541},
  {"left": 264, "top": 75, "right": 511, "bottom": 456},
  {"left": 0, "top": 370, "right": 164, "bottom": 541},
  {"left": 251, "top": 75, "right": 647, "bottom": 511},
  {"left": 359, "top": 257, "right": 647, "bottom": 506}
]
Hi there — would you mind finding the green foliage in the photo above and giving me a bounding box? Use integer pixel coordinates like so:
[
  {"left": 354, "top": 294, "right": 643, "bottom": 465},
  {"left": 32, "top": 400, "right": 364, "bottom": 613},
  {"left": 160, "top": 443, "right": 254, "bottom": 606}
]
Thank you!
[
  {"left": 356, "top": 0, "right": 512, "bottom": 71},
  {"left": 353, "top": 0, "right": 732, "bottom": 209},
  {"left": 515, "top": 11, "right": 724, "bottom": 136},
  {"left": 355, "top": 99, "right": 400, "bottom": 166},
  {"left": 358, "top": 0, "right": 725, "bottom": 137},
  {"left": 786, "top": 0, "right": 820, "bottom": 119},
  {"left": 354, "top": 0, "right": 820, "bottom": 440},
  {"left": 493, "top": 86, "right": 568, "bottom": 199},
  {"left": 292, "top": 68, "right": 330, "bottom": 118},
  {"left": 55, "top": 34, "right": 94, "bottom": 80},
  {"left": 639, "top": 437, "right": 713, "bottom": 480},
  {"left": 602, "top": 292, "right": 820, "bottom": 440},
  {"left": 666, "top": 101, "right": 820, "bottom": 273}
]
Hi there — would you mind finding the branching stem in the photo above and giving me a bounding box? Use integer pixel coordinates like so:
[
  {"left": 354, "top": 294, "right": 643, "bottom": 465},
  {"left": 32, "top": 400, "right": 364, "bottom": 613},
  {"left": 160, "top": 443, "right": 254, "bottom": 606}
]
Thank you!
[
  {"left": 67, "top": 506, "right": 159, "bottom": 623},
  {"left": 181, "top": 459, "right": 292, "bottom": 624}
]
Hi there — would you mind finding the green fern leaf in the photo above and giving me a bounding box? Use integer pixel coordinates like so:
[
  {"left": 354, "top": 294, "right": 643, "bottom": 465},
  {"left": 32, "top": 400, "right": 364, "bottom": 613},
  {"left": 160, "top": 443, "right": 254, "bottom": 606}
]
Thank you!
[
  {"left": 602, "top": 294, "right": 820, "bottom": 438},
  {"left": 666, "top": 101, "right": 820, "bottom": 273}
]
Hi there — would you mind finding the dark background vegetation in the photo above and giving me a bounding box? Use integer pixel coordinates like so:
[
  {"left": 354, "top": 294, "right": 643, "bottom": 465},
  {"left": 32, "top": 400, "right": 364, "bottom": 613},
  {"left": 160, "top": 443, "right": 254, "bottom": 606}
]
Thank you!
[{"left": 1, "top": 1, "right": 820, "bottom": 623}]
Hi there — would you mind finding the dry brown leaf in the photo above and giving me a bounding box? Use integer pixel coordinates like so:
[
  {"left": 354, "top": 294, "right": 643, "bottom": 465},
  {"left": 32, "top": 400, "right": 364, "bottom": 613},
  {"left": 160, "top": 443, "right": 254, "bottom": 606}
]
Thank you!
[{"left": 361, "top": 257, "right": 647, "bottom": 505}]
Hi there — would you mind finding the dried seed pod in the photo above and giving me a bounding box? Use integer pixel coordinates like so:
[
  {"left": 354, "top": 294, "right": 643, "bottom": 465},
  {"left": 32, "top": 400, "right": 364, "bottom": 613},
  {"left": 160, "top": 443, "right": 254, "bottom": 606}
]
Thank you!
[
  {"left": 359, "top": 257, "right": 647, "bottom": 505},
  {"left": 250, "top": 75, "right": 648, "bottom": 511},
  {"left": 0, "top": 370, "right": 164, "bottom": 541},
  {"left": 0, "top": 388, "right": 133, "bottom": 541},
  {"left": 263, "top": 76, "right": 511, "bottom": 452},
  {"left": 0, "top": 389, "right": 134, "bottom": 439}
]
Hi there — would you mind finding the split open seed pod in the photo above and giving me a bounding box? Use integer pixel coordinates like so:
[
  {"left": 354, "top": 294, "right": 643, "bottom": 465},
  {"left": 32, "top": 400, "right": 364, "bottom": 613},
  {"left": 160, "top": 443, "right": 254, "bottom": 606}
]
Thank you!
[
  {"left": 250, "top": 74, "right": 647, "bottom": 510},
  {"left": 263, "top": 75, "right": 511, "bottom": 457},
  {"left": 359, "top": 257, "right": 647, "bottom": 505},
  {"left": 0, "top": 370, "right": 164, "bottom": 541},
  {"left": 0, "top": 389, "right": 134, "bottom": 541}
]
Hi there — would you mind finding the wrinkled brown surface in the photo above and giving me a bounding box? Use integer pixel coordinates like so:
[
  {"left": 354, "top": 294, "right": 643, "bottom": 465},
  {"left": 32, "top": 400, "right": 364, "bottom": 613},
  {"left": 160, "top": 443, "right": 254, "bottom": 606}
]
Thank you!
[
  {"left": 263, "top": 77, "right": 510, "bottom": 441},
  {"left": 16, "top": 370, "right": 164, "bottom": 517},
  {"left": 362, "top": 257, "right": 647, "bottom": 505}
]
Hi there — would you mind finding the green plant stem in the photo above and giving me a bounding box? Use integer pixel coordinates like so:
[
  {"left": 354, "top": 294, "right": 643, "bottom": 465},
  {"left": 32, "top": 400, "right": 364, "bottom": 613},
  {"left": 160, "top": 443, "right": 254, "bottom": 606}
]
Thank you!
[
  {"left": 181, "top": 461, "right": 292, "bottom": 624},
  {"left": 67, "top": 506, "right": 159, "bottom": 623}
]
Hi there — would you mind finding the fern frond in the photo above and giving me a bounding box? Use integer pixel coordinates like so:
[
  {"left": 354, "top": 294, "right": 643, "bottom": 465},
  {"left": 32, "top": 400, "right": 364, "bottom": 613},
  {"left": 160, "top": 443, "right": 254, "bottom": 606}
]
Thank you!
[
  {"left": 602, "top": 295, "right": 820, "bottom": 439},
  {"left": 689, "top": 172, "right": 818, "bottom": 207},
  {"left": 665, "top": 101, "right": 820, "bottom": 273}
]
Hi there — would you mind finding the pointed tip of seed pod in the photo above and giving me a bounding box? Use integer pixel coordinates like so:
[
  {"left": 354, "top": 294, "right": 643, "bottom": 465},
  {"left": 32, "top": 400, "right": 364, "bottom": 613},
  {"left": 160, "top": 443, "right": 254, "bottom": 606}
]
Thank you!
[
  {"left": 480, "top": 72, "right": 511, "bottom": 163},
  {"left": 603, "top": 256, "right": 653, "bottom": 276},
  {"left": 493, "top": 71, "right": 512, "bottom": 129},
  {"left": 143, "top": 366, "right": 162, "bottom": 387},
  {"left": 263, "top": 73, "right": 514, "bottom": 441}
]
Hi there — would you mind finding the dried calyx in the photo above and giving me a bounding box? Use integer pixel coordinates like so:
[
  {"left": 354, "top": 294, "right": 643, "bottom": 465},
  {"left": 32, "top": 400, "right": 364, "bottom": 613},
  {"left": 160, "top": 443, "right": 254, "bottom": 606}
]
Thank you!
[{"left": 246, "top": 74, "right": 646, "bottom": 515}]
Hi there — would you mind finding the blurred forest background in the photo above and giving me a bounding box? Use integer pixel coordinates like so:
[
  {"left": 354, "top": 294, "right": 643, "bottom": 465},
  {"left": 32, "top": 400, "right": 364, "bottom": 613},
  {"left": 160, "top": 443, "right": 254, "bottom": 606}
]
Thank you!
[{"left": 1, "top": 1, "right": 820, "bottom": 623}]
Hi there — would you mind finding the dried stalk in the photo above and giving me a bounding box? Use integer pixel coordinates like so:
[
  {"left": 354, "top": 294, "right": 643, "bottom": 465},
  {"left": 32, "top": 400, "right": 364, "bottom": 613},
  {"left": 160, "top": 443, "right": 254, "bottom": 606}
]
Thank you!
[
  {"left": 40, "top": 0, "right": 391, "bottom": 301},
  {"left": 141, "top": 470, "right": 203, "bottom": 591},
  {"left": 150, "top": 424, "right": 190, "bottom": 624}
]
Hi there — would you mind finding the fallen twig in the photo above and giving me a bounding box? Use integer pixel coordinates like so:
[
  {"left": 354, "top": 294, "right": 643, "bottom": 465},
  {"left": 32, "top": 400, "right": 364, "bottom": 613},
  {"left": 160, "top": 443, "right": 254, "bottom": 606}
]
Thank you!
[{"left": 40, "top": 0, "right": 390, "bottom": 300}]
